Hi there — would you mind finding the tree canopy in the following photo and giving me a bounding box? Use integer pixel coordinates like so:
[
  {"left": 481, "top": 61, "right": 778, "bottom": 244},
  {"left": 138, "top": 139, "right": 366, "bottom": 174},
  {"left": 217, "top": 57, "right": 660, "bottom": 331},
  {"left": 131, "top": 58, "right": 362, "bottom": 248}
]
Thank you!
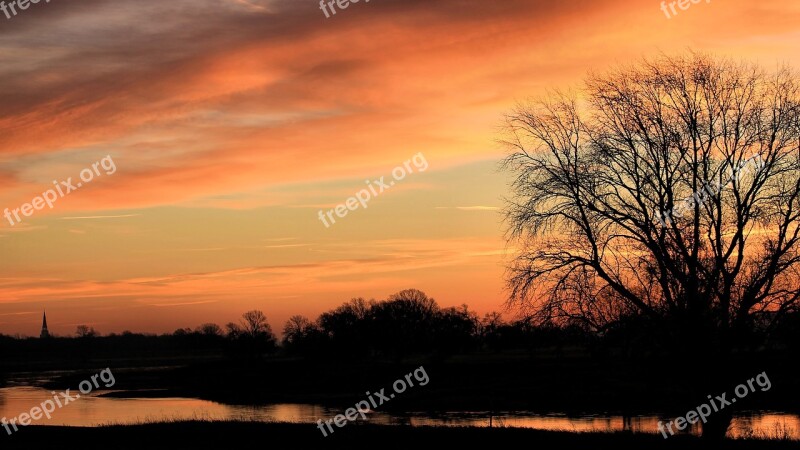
[{"left": 501, "top": 54, "right": 800, "bottom": 349}]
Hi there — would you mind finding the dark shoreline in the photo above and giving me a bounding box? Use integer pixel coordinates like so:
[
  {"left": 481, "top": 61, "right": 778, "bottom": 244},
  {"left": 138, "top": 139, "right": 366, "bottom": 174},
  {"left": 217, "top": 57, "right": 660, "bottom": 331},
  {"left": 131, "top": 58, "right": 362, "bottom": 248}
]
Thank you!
[
  {"left": 27, "top": 353, "right": 800, "bottom": 416},
  {"left": 1, "top": 422, "right": 797, "bottom": 450}
]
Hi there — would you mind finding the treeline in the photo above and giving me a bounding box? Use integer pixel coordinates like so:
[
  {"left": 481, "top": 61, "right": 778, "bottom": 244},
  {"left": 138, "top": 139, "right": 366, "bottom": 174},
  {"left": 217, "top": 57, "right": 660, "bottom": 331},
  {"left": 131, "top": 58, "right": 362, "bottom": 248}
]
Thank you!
[
  {"left": 279, "top": 289, "right": 591, "bottom": 357},
  {"left": 3, "top": 289, "right": 799, "bottom": 364},
  {"left": 0, "top": 290, "right": 594, "bottom": 362}
]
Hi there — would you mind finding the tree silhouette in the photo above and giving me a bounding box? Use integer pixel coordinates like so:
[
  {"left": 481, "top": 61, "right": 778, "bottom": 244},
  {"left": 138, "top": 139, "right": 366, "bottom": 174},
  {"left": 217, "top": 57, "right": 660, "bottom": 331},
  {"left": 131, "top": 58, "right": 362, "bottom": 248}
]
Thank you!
[
  {"left": 282, "top": 315, "right": 312, "bottom": 345},
  {"left": 369, "top": 289, "right": 440, "bottom": 356},
  {"left": 237, "top": 310, "right": 276, "bottom": 356},
  {"left": 225, "top": 322, "right": 242, "bottom": 339},
  {"left": 75, "top": 325, "right": 97, "bottom": 338},
  {"left": 318, "top": 298, "right": 372, "bottom": 356},
  {"left": 502, "top": 53, "right": 800, "bottom": 439},
  {"left": 195, "top": 323, "right": 222, "bottom": 337},
  {"left": 240, "top": 310, "right": 272, "bottom": 339}
]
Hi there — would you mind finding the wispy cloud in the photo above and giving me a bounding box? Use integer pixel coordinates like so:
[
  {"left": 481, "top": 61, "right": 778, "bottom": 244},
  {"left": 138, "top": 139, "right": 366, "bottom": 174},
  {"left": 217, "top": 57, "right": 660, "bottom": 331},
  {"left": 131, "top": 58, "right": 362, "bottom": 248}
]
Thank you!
[
  {"left": 60, "top": 214, "right": 141, "bottom": 220},
  {"left": 146, "top": 300, "right": 219, "bottom": 307},
  {"left": 0, "top": 311, "right": 37, "bottom": 317},
  {"left": 0, "top": 0, "right": 797, "bottom": 335}
]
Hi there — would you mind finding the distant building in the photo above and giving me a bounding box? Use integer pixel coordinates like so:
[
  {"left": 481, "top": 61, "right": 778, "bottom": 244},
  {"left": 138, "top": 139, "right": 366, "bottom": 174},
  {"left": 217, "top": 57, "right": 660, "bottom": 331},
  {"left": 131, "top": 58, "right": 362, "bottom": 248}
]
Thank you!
[{"left": 40, "top": 310, "right": 50, "bottom": 338}]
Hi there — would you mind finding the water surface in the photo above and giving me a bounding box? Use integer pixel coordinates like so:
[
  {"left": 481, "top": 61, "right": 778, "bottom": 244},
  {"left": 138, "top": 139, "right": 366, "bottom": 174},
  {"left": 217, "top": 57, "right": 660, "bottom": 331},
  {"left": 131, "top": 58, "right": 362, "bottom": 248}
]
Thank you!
[{"left": 1, "top": 385, "right": 796, "bottom": 440}]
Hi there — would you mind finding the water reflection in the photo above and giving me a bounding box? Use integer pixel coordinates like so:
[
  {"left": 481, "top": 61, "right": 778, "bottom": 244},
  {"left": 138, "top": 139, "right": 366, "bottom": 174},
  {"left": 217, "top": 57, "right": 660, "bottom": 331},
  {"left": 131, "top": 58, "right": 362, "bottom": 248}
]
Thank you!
[
  {"left": 0, "top": 386, "right": 797, "bottom": 440},
  {"left": 400, "top": 412, "right": 798, "bottom": 439}
]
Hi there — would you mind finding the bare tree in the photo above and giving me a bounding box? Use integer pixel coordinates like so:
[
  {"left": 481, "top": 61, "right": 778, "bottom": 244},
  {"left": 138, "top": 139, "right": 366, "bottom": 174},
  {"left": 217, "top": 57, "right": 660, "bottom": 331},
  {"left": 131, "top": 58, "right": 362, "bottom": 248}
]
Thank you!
[
  {"left": 282, "top": 315, "right": 312, "bottom": 346},
  {"left": 195, "top": 323, "right": 222, "bottom": 336},
  {"left": 225, "top": 322, "right": 243, "bottom": 339},
  {"left": 480, "top": 312, "right": 505, "bottom": 335},
  {"left": 240, "top": 310, "right": 272, "bottom": 339},
  {"left": 387, "top": 289, "right": 438, "bottom": 317},
  {"left": 502, "top": 53, "right": 800, "bottom": 438},
  {"left": 75, "top": 325, "right": 97, "bottom": 338}
]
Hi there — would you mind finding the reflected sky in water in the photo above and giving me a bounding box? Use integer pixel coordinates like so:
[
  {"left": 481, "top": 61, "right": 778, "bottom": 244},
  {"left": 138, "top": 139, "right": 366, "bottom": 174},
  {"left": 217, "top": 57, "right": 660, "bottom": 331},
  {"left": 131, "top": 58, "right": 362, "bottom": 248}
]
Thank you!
[{"left": 0, "top": 386, "right": 797, "bottom": 440}]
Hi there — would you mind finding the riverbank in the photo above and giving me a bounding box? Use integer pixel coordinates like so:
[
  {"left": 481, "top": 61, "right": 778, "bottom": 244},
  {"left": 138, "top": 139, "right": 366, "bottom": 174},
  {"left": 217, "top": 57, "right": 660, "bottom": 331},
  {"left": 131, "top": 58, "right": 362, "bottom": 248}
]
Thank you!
[
  {"left": 42, "top": 352, "right": 800, "bottom": 415},
  {"left": 1, "top": 421, "right": 797, "bottom": 449}
]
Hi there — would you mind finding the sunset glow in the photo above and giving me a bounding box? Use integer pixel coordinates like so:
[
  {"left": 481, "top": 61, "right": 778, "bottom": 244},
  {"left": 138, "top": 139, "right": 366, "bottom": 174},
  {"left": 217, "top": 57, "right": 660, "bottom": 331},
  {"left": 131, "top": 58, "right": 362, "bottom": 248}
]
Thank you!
[{"left": 2, "top": 0, "right": 800, "bottom": 335}]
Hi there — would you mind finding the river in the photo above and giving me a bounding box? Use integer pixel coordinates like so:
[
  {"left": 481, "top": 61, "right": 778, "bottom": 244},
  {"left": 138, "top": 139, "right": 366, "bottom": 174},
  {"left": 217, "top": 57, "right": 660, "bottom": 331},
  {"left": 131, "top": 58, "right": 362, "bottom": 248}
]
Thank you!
[{"left": 1, "top": 384, "right": 798, "bottom": 439}]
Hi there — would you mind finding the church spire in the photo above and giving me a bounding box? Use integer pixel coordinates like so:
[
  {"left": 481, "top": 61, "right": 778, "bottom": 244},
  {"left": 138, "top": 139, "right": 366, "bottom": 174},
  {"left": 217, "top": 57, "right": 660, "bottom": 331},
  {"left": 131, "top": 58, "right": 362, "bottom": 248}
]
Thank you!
[{"left": 40, "top": 310, "right": 50, "bottom": 338}]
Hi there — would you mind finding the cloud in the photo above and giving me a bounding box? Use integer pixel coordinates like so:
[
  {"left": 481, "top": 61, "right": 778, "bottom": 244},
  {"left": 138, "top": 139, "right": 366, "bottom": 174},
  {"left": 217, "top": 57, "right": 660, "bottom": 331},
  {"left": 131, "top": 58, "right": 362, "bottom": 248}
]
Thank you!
[
  {"left": 0, "top": 0, "right": 631, "bottom": 212},
  {"left": 2, "top": 0, "right": 800, "bottom": 335},
  {"left": 61, "top": 214, "right": 141, "bottom": 220},
  {"left": 147, "top": 300, "right": 219, "bottom": 307}
]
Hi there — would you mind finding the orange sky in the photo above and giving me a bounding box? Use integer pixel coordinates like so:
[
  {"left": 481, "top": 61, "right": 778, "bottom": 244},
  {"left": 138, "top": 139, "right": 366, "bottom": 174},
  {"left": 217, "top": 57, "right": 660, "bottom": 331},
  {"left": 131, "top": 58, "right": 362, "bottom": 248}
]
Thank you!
[{"left": 1, "top": 0, "right": 799, "bottom": 336}]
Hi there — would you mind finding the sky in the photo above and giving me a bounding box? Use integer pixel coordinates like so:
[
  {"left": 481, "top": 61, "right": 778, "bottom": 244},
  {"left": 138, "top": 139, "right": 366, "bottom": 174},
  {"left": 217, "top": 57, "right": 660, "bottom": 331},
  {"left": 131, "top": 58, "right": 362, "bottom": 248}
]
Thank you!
[{"left": 0, "top": 0, "right": 799, "bottom": 336}]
